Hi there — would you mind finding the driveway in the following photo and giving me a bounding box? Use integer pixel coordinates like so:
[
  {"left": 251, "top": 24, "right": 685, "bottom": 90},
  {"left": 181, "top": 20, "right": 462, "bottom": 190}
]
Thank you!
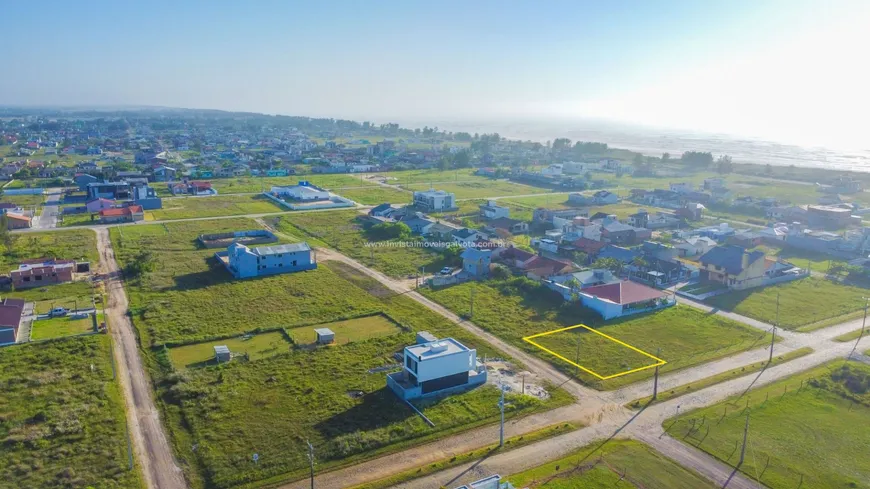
[{"left": 33, "top": 187, "right": 62, "bottom": 229}]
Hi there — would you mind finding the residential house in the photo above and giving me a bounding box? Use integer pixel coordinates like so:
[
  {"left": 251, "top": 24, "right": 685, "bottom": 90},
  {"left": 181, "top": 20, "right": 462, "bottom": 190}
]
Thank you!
[
  {"left": 767, "top": 205, "right": 808, "bottom": 222},
  {"left": 74, "top": 173, "right": 99, "bottom": 191},
  {"left": 10, "top": 259, "right": 76, "bottom": 289},
  {"left": 413, "top": 189, "right": 456, "bottom": 212},
  {"left": 628, "top": 209, "right": 681, "bottom": 229},
  {"left": 568, "top": 193, "right": 593, "bottom": 206},
  {"left": 368, "top": 203, "right": 395, "bottom": 217},
  {"left": 532, "top": 238, "right": 560, "bottom": 254},
  {"left": 404, "top": 216, "right": 435, "bottom": 234},
  {"left": 132, "top": 185, "right": 163, "bottom": 210},
  {"left": 522, "top": 255, "right": 575, "bottom": 279},
  {"left": 676, "top": 202, "right": 705, "bottom": 221},
  {"left": 698, "top": 245, "right": 767, "bottom": 290},
  {"left": 571, "top": 237, "right": 607, "bottom": 257},
  {"left": 4, "top": 213, "right": 32, "bottom": 229},
  {"left": 271, "top": 182, "right": 331, "bottom": 201},
  {"left": 219, "top": 242, "right": 316, "bottom": 279},
  {"left": 577, "top": 281, "right": 671, "bottom": 320},
  {"left": 806, "top": 205, "right": 856, "bottom": 229},
  {"left": 87, "top": 182, "right": 131, "bottom": 200},
  {"left": 669, "top": 182, "right": 693, "bottom": 194},
  {"left": 600, "top": 218, "right": 640, "bottom": 245},
  {"left": 484, "top": 218, "right": 528, "bottom": 236},
  {"left": 532, "top": 208, "right": 587, "bottom": 226},
  {"left": 99, "top": 205, "right": 144, "bottom": 224},
  {"left": 152, "top": 166, "right": 178, "bottom": 182},
  {"left": 592, "top": 190, "right": 619, "bottom": 205},
  {"left": 461, "top": 248, "right": 492, "bottom": 277},
  {"left": 0, "top": 298, "right": 25, "bottom": 345},
  {"left": 387, "top": 336, "right": 487, "bottom": 400},
  {"left": 86, "top": 198, "right": 116, "bottom": 213},
  {"left": 640, "top": 241, "right": 678, "bottom": 261},
  {"left": 495, "top": 246, "right": 536, "bottom": 268},
  {"left": 424, "top": 222, "right": 455, "bottom": 241},
  {"left": 545, "top": 269, "right": 619, "bottom": 300},
  {"left": 479, "top": 200, "right": 510, "bottom": 220},
  {"left": 597, "top": 245, "right": 641, "bottom": 265},
  {"left": 675, "top": 236, "right": 717, "bottom": 257},
  {"left": 703, "top": 178, "right": 726, "bottom": 191},
  {"left": 759, "top": 224, "right": 789, "bottom": 243},
  {"left": 631, "top": 257, "right": 691, "bottom": 286},
  {"left": 453, "top": 228, "right": 486, "bottom": 245}
]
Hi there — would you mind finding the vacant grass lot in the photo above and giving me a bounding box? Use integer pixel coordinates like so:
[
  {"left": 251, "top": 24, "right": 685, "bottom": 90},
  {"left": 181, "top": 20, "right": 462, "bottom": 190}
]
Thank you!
[
  {"left": 168, "top": 331, "right": 291, "bottom": 368},
  {"left": 0, "top": 193, "right": 44, "bottom": 206},
  {"left": 507, "top": 439, "right": 716, "bottom": 488},
  {"left": 204, "top": 174, "right": 377, "bottom": 194},
  {"left": 339, "top": 186, "right": 412, "bottom": 205},
  {"left": 149, "top": 194, "right": 285, "bottom": 220},
  {"left": 668, "top": 361, "right": 870, "bottom": 489},
  {"left": 0, "top": 229, "right": 98, "bottom": 270},
  {"left": 281, "top": 210, "right": 454, "bottom": 278},
  {"left": 402, "top": 181, "right": 545, "bottom": 199},
  {"left": 750, "top": 244, "right": 842, "bottom": 271},
  {"left": 0, "top": 336, "right": 142, "bottom": 489},
  {"left": 287, "top": 313, "right": 402, "bottom": 345},
  {"left": 422, "top": 278, "right": 771, "bottom": 389},
  {"left": 706, "top": 277, "right": 867, "bottom": 330},
  {"left": 31, "top": 315, "right": 95, "bottom": 340}
]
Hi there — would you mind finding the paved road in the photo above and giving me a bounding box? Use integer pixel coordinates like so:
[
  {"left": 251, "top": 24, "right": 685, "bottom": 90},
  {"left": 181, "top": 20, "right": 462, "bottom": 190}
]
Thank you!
[
  {"left": 33, "top": 188, "right": 62, "bottom": 229},
  {"left": 95, "top": 228, "right": 187, "bottom": 489}
]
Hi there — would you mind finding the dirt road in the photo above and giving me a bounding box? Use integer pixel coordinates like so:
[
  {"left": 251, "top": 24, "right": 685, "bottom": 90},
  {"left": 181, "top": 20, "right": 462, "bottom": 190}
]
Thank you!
[{"left": 95, "top": 228, "right": 187, "bottom": 489}]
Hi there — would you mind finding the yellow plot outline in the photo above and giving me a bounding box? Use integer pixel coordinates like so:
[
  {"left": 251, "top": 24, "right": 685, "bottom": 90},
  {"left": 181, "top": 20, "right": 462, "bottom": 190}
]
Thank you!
[{"left": 523, "top": 324, "right": 666, "bottom": 380}]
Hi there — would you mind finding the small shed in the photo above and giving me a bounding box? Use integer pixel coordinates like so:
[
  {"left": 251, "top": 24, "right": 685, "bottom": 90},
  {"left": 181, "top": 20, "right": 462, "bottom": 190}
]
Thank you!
[
  {"left": 314, "top": 328, "right": 335, "bottom": 345},
  {"left": 214, "top": 345, "right": 231, "bottom": 363}
]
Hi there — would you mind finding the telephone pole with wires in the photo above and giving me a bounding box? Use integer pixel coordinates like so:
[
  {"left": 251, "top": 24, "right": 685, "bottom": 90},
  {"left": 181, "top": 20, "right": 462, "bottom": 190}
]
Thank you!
[
  {"left": 306, "top": 439, "right": 315, "bottom": 489},
  {"left": 770, "top": 293, "right": 779, "bottom": 363}
]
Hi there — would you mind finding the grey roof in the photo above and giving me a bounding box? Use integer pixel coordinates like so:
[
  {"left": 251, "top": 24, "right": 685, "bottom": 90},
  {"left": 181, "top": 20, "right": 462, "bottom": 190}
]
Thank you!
[
  {"left": 252, "top": 242, "right": 311, "bottom": 255},
  {"left": 314, "top": 328, "right": 334, "bottom": 336},
  {"left": 214, "top": 345, "right": 230, "bottom": 354},
  {"left": 699, "top": 245, "right": 765, "bottom": 275},
  {"left": 453, "top": 228, "right": 479, "bottom": 239}
]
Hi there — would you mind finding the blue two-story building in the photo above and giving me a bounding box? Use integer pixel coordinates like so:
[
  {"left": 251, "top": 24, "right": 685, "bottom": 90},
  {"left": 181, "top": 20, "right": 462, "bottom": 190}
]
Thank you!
[{"left": 217, "top": 242, "right": 316, "bottom": 279}]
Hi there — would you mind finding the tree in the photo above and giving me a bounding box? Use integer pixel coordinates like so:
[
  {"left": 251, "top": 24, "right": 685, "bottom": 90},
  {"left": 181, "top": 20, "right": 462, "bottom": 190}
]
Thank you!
[
  {"left": 681, "top": 151, "right": 714, "bottom": 167},
  {"left": 552, "top": 138, "right": 572, "bottom": 151},
  {"left": 661, "top": 152, "right": 671, "bottom": 162},
  {"left": 0, "top": 214, "right": 11, "bottom": 249},
  {"left": 715, "top": 155, "right": 734, "bottom": 174},
  {"left": 632, "top": 154, "right": 645, "bottom": 166},
  {"left": 453, "top": 150, "right": 471, "bottom": 168},
  {"left": 125, "top": 250, "right": 155, "bottom": 279},
  {"left": 591, "top": 257, "right": 624, "bottom": 275},
  {"left": 369, "top": 222, "right": 411, "bottom": 240}
]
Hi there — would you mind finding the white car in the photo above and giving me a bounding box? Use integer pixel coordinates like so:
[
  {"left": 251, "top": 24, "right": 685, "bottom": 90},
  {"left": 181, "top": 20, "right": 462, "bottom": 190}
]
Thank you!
[
  {"left": 49, "top": 307, "right": 68, "bottom": 317},
  {"left": 439, "top": 267, "right": 453, "bottom": 275}
]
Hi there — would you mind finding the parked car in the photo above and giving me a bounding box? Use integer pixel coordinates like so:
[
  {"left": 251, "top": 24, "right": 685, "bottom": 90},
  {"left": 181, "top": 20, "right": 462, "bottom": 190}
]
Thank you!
[
  {"left": 439, "top": 267, "right": 453, "bottom": 275},
  {"left": 49, "top": 307, "right": 68, "bottom": 317}
]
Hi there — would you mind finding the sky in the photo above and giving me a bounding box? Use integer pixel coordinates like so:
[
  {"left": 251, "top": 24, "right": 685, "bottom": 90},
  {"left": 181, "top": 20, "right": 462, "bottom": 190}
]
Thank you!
[{"left": 2, "top": 0, "right": 868, "bottom": 149}]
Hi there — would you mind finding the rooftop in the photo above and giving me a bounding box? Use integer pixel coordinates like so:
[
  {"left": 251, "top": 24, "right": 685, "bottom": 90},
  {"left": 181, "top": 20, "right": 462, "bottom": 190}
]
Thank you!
[
  {"left": 406, "top": 337, "right": 469, "bottom": 361},
  {"left": 581, "top": 280, "right": 666, "bottom": 305},
  {"left": 252, "top": 242, "right": 312, "bottom": 255}
]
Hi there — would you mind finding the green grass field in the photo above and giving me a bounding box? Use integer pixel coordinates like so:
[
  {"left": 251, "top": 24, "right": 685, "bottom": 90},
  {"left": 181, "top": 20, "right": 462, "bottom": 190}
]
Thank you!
[
  {"left": 0, "top": 229, "right": 98, "bottom": 270},
  {"left": 0, "top": 335, "right": 143, "bottom": 489},
  {"left": 203, "top": 174, "right": 378, "bottom": 195},
  {"left": 30, "top": 314, "right": 95, "bottom": 340},
  {"left": 667, "top": 361, "right": 870, "bottom": 489},
  {"left": 149, "top": 194, "right": 285, "bottom": 220},
  {"left": 421, "top": 278, "right": 772, "bottom": 388},
  {"left": 168, "top": 331, "right": 291, "bottom": 368},
  {"left": 706, "top": 277, "right": 867, "bottom": 330},
  {"left": 402, "top": 181, "right": 546, "bottom": 199},
  {"left": 286, "top": 314, "right": 402, "bottom": 345},
  {"left": 338, "top": 186, "right": 412, "bottom": 205},
  {"left": 112, "top": 218, "right": 571, "bottom": 488},
  {"left": 0, "top": 193, "right": 45, "bottom": 206},
  {"left": 280, "top": 210, "right": 455, "bottom": 278},
  {"left": 506, "top": 439, "right": 716, "bottom": 488}
]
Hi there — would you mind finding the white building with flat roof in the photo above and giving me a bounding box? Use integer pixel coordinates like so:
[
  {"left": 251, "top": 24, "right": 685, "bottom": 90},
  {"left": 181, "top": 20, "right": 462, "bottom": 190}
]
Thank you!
[
  {"left": 388, "top": 336, "right": 487, "bottom": 400},
  {"left": 413, "top": 189, "right": 456, "bottom": 212}
]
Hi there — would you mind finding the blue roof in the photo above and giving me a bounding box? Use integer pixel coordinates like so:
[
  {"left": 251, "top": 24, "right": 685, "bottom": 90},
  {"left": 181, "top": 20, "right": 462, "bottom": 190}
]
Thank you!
[
  {"left": 370, "top": 203, "right": 392, "bottom": 213},
  {"left": 597, "top": 245, "right": 640, "bottom": 263},
  {"left": 699, "top": 245, "right": 764, "bottom": 275}
]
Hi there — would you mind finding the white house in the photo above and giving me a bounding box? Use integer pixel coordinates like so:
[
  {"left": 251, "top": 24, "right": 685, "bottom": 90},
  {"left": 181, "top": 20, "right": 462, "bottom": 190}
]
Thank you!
[
  {"left": 541, "top": 164, "right": 563, "bottom": 176},
  {"left": 592, "top": 190, "right": 619, "bottom": 205},
  {"left": 387, "top": 336, "right": 487, "bottom": 400},
  {"left": 453, "top": 228, "right": 486, "bottom": 245},
  {"left": 219, "top": 242, "right": 316, "bottom": 279},
  {"left": 479, "top": 200, "right": 510, "bottom": 220},
  {"left": 271, "top": 182, "right": 330, "bottom": 201},
  {"left": 413, "top": 189, "right": 456, "bottom": 212},
  {"left": 669, "top": 182, "right": 693, "bottom": 194}
]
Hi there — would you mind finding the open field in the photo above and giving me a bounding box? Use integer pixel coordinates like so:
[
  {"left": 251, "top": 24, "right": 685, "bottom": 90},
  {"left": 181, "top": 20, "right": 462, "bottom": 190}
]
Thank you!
[
  {"left": 507, "top": 439, "right": 716, "bottom": 488},
  {"left": 628, "top": 347, "right": 814, "bottom": 408},
  {"left": 422, "top": 278, "right": 772, "bottom": 388},
  {"left": 706, "top": 277, "right": 867, "bottom": 330},
  {"left": 338, "top": 186, "right": 412, "bottom": 205},
  {"left": 0, "top": 335, "right": 143, "bottom": 489},
  {"left": 149, "top": 194, "right": 285, "bottom": 220},
  {"left": 59, "top": 210, "right": 98, "bottom": 227},
  {"left": 287, "top": 313, "right": 402, "bottom": 345},
  {"left": 0, "top": 228, "right": 98, "bottom": 270},
  {"left": 168, "top": 331, "right": 290, "bottom": 368},
  {"left": 112, "top": 222, "right": 572, "bottom": 489},
  {"left": 31, "top": 314, "right": 95, "bottom": 340},
  {"left": 280, "top": 210, "right": 455, "bottom": 278},
  {"left": 194, "top": 174, "right": 378, "bottom": 195},
  {"left": 0, "top": 193, "right": 44, "bottom": 206},
  {"left": 750, "top": 244, "right": 844, "bottom": 271},
  {"left": 667, "top": 361, "right": 870, "bottom": 489},
  {"left": 402, "top": 181, "right": 547, "bottom": 199}
]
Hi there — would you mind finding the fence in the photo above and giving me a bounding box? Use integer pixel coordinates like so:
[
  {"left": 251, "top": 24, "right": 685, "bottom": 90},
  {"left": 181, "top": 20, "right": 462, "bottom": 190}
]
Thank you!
[{"left": 261, "top": 191, "right": 355, "bottom": 210}]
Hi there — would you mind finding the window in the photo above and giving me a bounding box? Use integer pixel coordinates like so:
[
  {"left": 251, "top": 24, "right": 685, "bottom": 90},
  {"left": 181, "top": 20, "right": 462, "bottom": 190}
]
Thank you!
[
  {"left": 292, "top": 260, "right": 297, "bottom": 267},
  {"left": 23, "top": 276, "right": 30, "bottom": 282},
  {"left": 35, "top": 275, "right": 42, "bottom": 281}
]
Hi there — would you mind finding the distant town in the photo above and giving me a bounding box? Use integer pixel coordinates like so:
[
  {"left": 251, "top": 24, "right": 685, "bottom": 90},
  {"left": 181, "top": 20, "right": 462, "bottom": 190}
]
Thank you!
[{"left": 1, "top": 108, "right": 869, "bottom": 489}]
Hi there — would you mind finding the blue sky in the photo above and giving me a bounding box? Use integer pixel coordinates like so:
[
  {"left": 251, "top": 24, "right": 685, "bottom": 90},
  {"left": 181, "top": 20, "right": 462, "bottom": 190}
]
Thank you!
[{"left": 2, "top": 0, "right": 868, "bottom": 147}]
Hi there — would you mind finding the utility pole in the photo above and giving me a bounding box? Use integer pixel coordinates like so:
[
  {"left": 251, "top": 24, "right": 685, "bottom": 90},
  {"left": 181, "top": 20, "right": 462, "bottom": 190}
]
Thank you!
[
  {"left": 770, "top": 293, "right": 779, "bottom": 363},
  {"left": 849, "top": 297, "right": 869, "bottom": 360},
  {"left": 498, "top": 381, "right": 506, "bottom": 448},
  {"left": 470, "top": 286, "right": 475, "bottom": 318},
  {"left": 652, "top": 347, "right": 662, "bottom": 400},
  {"left": 306, "top": 439, "right": 315, "bottom": 489},
  {"left": 739, "top": 411, "right": 750, "bottom": 466}
]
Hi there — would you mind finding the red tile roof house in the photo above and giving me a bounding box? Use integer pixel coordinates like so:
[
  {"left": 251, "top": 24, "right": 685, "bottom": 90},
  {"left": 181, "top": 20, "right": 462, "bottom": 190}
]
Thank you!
[
  {"left": 0, "top": 298, "right": 25, "bottom": 345},
  {"left": 11, "top": 258, "right": 76, "bottom": 289},
  {"left": 99, "top": 205, "right": 144, "bottom": 224},
  {"left": 576, "top": 280, "right": 674, "bottom": 320},
  {"left": 4, "top": 213, "right": 32, "bottom": 230}
]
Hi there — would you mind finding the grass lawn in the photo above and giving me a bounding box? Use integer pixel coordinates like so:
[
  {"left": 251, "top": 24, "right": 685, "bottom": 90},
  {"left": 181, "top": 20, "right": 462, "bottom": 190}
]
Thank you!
[
  {"left": 706, "top": 277, "right": 867, "bottom": 330},
  {"left": 31, "top": 314, "right": 95, "bottom": 340},
  {"left": 59, "top": 211, "right": 98, "bottom": 227},
  {"left": 667, "top": 361, "right": 870, "bottom": 489},
  {"left": 750, "top": 244, "right": 844, "bottom": 271},
  {"left": 0, "top": 193, "right": 45, "bottom": 206},
  {"left": 422, "top": 278, "right": 772, "bottom": 389},
  {"left": 168, "top": 331, "right": 291, "bottom": 368},
  {"left": 0, "top": 229, "right": 98, "bottom": 270},
  {"left": 204, "top": 175, "right": 377, "bottom": 195},
  {"left": 402, "top": 181, "right": 546, "bottom": 199},
  {"left": 0, "top": 335, "right": 143, "bottom": 488},
  {"left": 149, "top": 194, "right": 284, "bottom": 220},
  {"left": 507, "top": 439, "right": 716, "bottom": 488},
  {"left": 287, "top": 313, "right": 402, "bottom": 345},
  {"left": 338, "top": 186, "right": 412, "bottom": 205},
  {"left": 280, "top": 210, "right": 456, "bottom": 278}
]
